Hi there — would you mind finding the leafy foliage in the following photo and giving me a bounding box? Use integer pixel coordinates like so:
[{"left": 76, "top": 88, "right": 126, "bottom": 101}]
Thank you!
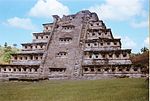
[
  {"left": 141, "top": 47, "right": 149, "bottom": 53},
  {"left": 0, "top": 44, "right": 19, "bottom": 64},
  {"left": 130, "top": 47, "right": 149, "bottom": 74}
]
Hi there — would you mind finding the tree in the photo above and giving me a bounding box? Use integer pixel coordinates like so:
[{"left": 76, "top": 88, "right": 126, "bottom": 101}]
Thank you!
[
  {"left": 0, "top": 43, "right": 19, "bottom": 64},
  {"left": 141, "top": 47, "right": 149, "bottom": 53},
  {"left": 4, "top": 42, "right": 7, "bottom": 48},
  {"left": 4, "top": 46, "right": 12, "bottom": 52},
  {"left": 3, "top": 51, "right": 12, "bottom": 63},
  {"left": 13, "top": 44, "right": 17, "bottom": 47},
  {"left": 130, "top": 52, "right": 141, "bottom": 57}
]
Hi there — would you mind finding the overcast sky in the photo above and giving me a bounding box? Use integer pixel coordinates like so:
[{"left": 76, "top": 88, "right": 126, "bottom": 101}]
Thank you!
[{"left": 0, "top": 0, "right": 149, "bottom": 53}]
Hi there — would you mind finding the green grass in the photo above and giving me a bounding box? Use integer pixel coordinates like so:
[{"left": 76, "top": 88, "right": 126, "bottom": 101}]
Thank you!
[{"left": 0, "top": 78, "right": 148, "bottom": 101}]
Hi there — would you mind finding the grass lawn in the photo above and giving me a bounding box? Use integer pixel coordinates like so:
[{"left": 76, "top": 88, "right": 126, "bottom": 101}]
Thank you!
[{"left": 0, "top": 78, "right": 148, "bottom": 101}]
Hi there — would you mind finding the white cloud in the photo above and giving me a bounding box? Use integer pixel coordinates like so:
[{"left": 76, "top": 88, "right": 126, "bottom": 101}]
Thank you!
[
  {"left": 130, "top": 19, "right": 149, "bottom": 28},
  {"left": 29, "top": 0, "right": 69, "bottom": 18},
  {"left": 88, "top": 0, "right": 146, "bottom": 21},
  {"left": 6, "top": 17, "right": 36, "bottom": 30},
  {"left": 113, "top": 34, "right": 121, "bottom": 38},
  {"left": 144, "top": 36, "right": 149, "bottom": 46},
  {"left": 113, "top": 34, "right": 137, "bottom": 49},
  {"left": 121, "top": 36, "right": 137, "bottom": 49}
]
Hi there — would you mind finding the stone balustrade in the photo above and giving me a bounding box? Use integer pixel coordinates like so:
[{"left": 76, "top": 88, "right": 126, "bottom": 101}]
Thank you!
[
  {"left": 82, "top": 65, "right": 141, "bottom": 74},
  {"left": 82, "top": 59, "right": 132, "bottom": 65}
]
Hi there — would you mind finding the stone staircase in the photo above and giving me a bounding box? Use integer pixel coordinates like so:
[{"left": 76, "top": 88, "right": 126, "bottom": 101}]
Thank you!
[
  {"left": 79, "top": 15, "right": 89, "bottom": 76},
  {"left": 79, "top": 16, "right": 89, "bottom": 45},
  {"left": 39, "top": 15, "right": 59, "bottom": 78}
]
